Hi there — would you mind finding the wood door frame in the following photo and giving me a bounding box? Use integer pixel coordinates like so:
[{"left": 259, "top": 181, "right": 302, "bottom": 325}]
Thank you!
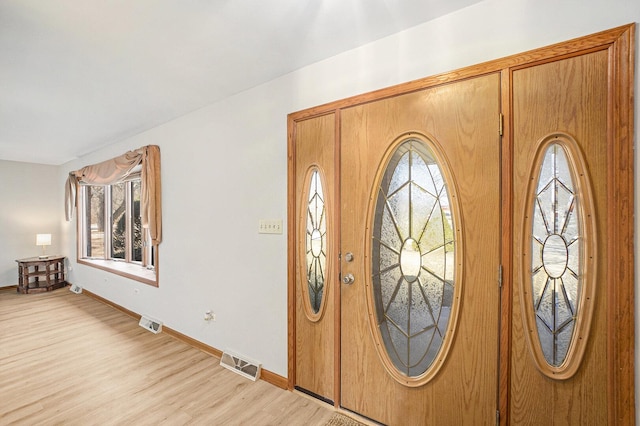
[{"left": 287, "top": 24, "right": 635, "bottom": 422}]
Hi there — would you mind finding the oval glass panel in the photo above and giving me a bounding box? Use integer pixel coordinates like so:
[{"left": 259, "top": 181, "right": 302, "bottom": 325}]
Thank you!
[
  {"left": 531, "top": 143, "right": 581, "bottom": 367},
  {"left": 305, "top": 169, "right": 327, "bottom": 314},
  {"left": 371, "top": 139, "right": 456, "bottom": 379}
]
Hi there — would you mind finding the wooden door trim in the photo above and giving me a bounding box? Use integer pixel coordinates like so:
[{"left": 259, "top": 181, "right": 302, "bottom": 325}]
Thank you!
[
  {"left": 606, "top": 23, "right": 635, "bottom": 426},
  {"left": 333, "top": 109, "right": 342, "bottom": 408},
  {"left": 498, "top": 67, "right": 513, "bottom": 426},
  {"left": 287, "top": 23, "right": 635, "bottom": 423},
  {"left": 287, "top": 112, "right": 297, "bottom": 391}
]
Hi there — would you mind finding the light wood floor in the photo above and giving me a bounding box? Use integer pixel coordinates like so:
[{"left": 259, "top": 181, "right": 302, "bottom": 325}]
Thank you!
[{"left": 0, "top": 288, "right": 336, "bottom": 425}]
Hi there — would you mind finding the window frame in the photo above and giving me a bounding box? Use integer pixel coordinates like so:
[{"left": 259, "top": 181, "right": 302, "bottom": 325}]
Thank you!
[{"left": 77, "top": 178, "right": 158, "bottom": 286}]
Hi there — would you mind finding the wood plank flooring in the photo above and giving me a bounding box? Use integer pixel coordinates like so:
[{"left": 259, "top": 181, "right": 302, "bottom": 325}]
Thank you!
[{"left": 0, "top": 288, "right": 336, "bottom": 425}]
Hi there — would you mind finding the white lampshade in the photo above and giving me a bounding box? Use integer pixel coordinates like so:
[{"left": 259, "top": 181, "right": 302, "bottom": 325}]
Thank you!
[{"left": 36, "top": 234, "right": 52, "bottom": 246}]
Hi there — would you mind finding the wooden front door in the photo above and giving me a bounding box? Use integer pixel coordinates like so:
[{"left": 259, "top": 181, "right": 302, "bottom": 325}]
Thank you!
[{"left": 339, "top": 74, "right": 502, "bottom": 425}]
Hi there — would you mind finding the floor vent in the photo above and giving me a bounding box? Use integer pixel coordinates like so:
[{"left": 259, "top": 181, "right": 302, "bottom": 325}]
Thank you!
[
  {"left": 69, "top": 284, "right": 82, "bottom": 294},
  {"left": 138, "top": 315, "right": 162, "bottom": 334},
  {"left": 220, "top": 350, "right": 261, "bottom": 381}
]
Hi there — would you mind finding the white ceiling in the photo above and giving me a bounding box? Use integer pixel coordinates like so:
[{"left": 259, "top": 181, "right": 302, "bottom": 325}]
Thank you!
[{"left": 0, "top": 0, "right": 482, "bottom": 165}]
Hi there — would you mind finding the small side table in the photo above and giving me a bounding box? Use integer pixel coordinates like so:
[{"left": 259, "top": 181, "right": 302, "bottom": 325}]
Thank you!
[{"left": 16, "top": 256, "right": 67, "bottom": 294}]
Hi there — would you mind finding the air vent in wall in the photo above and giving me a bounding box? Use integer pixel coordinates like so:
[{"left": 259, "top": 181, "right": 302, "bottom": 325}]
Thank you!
[
  {"left": 69, "top": 284, "right": 82, "bottom": 294},
  {"left": 220, "top": 350, "right": 262, "bottom": 381},
  {"left": 138, "top": 315, "right": 162, "bottom": 334}
]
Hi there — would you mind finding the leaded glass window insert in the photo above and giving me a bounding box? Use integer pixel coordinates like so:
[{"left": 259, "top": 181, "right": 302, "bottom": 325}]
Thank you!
[
  {"left": 531, "top": 143, "right": 581, "bottom": 367},
  {"left": 305, "top": 169, "right": 327, "bottom": 314},
  {"left": 371, "top": 139, "right": 456, "bottom": 378}
]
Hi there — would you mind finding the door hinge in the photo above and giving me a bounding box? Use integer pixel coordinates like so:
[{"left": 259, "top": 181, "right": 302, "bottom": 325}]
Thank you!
[
  {"left": 498, "top": 113, "right": 504, "bottom": 136},
  {"left": 496, "top": 409, "right": 500, "bottom": 426},
  {"left": 498, "top": 265, "right": 503, "bottom": 288}
]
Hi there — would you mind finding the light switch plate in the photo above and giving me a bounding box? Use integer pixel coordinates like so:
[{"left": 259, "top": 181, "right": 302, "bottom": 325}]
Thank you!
[{"left": 259, "top": 219, "right": 283, "bottom": 234}]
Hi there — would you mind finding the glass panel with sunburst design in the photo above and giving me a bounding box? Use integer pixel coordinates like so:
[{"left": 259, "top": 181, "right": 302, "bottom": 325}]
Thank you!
[
  {"left": 531, "top": 143, "right": 581, "bottom": 366},
  {"left": 372, "top": 139, "right": 455, "bottom": 377},
  {"left": 305, "top": 170, "right": 327, "bottom": 314}
]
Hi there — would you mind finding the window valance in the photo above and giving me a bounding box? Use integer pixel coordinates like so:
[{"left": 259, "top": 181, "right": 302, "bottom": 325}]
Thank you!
[{"left": 65, "top": 145, "right": 162, "bottom": 245}]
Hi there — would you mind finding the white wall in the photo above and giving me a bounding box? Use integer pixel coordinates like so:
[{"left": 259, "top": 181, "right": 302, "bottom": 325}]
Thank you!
[
  {"left": 58, "top": 0, "right": 638, "bottom": 400},
  {"left": 0, "top": 160, "right": 62, "bottom": 287}
]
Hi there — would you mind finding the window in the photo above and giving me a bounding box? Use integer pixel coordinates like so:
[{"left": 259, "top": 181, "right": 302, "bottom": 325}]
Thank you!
[
  {"left": 66, "top": 145, "right": 162, "bottom": 286},
  {"left": 79, "top": 179, "right": 155, "bottom": 281},
  {"left": 81, "top": 179, "right": 152, "bottom": 265}
]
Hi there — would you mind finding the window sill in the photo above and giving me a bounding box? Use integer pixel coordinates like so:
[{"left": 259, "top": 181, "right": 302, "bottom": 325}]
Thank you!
[{"left": 78, "top": 258, "right": 157, "bottom": 287}]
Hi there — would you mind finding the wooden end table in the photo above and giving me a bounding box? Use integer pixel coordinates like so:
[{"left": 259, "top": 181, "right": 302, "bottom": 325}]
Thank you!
[{"left": 15, "top": 255, "right": 67, "bottom": 294}]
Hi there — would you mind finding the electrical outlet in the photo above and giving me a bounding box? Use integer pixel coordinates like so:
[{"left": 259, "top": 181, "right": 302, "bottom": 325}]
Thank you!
[{"left": 258, "top": 219, "right": 283, "bottom": 234}]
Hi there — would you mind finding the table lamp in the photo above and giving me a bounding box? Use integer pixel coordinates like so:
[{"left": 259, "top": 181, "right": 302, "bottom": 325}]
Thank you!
[{"left": 36, "top": 233, "right": 51, "bottom": 259}]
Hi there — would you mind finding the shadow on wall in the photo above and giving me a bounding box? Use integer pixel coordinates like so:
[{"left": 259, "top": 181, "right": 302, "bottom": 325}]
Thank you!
[{"left": 0, "top": 268, "right": 18, "bottom": 287}]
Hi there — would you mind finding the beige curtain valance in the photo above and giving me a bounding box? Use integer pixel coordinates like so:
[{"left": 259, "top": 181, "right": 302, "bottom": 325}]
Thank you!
[{"left": 65, "top": 145, "right": 162, "bottom": 245}]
